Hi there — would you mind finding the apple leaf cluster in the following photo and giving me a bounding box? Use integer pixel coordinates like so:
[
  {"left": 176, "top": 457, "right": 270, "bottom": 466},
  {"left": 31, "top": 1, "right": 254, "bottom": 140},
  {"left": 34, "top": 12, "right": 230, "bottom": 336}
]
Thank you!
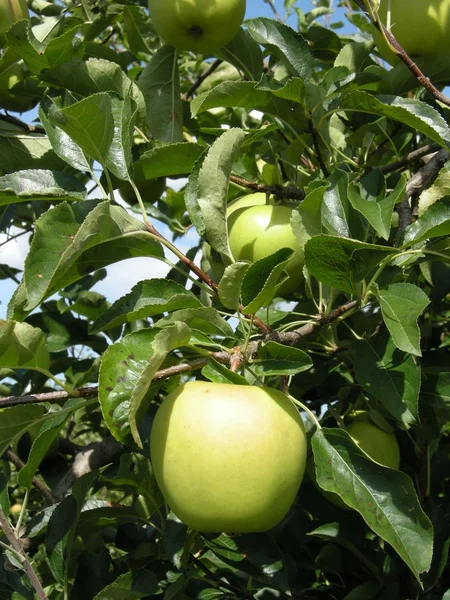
[{"left": 0, "top": 1, "right": 449, "bottom": 599}]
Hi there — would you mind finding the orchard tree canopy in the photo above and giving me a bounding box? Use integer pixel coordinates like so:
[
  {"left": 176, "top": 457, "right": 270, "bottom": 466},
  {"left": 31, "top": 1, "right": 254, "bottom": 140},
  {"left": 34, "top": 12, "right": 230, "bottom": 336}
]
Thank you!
[{"left": 0, "top": 0, "right": 450, "bottom": 599}]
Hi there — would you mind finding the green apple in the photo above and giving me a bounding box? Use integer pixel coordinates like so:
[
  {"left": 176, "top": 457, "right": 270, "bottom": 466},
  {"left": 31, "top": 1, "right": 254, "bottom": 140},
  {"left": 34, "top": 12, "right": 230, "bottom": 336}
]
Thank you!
[
  {"left": 150, "top": 381, "right": 307, "bottom": 533},
  {"left": 118, "top": 177, "right": 166, "bottom": 206},
  {"left": 148, "top": 0, "right": 246, "bottom": 54},
  {"left": 372, "top": 0, "right": 450, "bottom": 64},
  {"left": 309, "top": 414, "right": 400, "bottom": 509},
  {"left": 0, "top": 61, "right": 35, "bottom": 112},
  {"left": 0, "top": 0, "right": 29, "bottom": 47},
  {"left": 346, "top": 416, "right": 400, "bottom": 470},
  {"left": 228, "top": 199, "right": 305, "bottom": 296}
]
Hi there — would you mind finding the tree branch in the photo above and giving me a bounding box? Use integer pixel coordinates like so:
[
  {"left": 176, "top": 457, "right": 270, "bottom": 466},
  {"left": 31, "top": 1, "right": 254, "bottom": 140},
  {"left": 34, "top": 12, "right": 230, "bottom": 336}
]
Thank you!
[
  {"left": 0, "top": 113, "right": 45, "bottom": 133},
  {"left": 53, "top": 437, "right": 123, "bottom": 500},
  {"left": 0, "top": 507, "right": 49, "bottom": 599},
  {"left": 184, "top": 59, "right": 223, "bottom": 100},
  {"left": 396, "top": 147, "right": 450, "bottom": 243},
  {"left": 4, "top": 449, "right": 56, "bottom": 505},
  {"left": 230, "top": 175, "right": 305, "bottom": 201},
  {"left": 380, "top": 143, "right": 441, "bottom": 175},
  {"left": 307, "top": 115, "right": 330, "bottom": 178},
  {"left": 355, "top": 0, "right": 450, "bottom": 106}
]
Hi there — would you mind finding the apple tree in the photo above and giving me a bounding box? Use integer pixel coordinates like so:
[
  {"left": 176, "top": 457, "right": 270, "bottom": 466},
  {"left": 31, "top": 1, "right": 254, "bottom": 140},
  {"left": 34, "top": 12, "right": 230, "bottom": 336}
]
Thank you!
[{"left": 0, "top": 0, "right": 450, "bottom": 598}]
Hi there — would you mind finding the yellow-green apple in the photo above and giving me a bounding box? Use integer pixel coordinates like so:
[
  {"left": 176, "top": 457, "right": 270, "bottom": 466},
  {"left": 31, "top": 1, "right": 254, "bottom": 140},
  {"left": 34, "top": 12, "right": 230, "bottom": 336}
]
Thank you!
[{"left": 150, "top": 381, "right": 307, "bottom": 532}]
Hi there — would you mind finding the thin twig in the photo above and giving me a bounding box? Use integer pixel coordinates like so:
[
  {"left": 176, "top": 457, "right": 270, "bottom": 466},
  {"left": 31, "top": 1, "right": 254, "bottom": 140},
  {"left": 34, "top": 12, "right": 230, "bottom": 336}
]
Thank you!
[
  {"left": 380, "top": 143, "right": 441, "bottom": 175},
  {"left": 230, "top": 175, "right": 305, "bottom": 201},
  {"left": 0, "top": 507, "right": 49, "bottom": 599},
  {"left": 0, "top": 113, "right": 45, "bottom": 133},
  {"left": 396, "top": 148, "right": 450, "bottom": 243},
  {"left": 307, "top": 116, "right": 330, "bottom": 178},
  {"left": 144, "top": 221, "right": 271, "bottom": 334},
  {"left": 263, "top": 0, "right": 283, "bottom": 21},
  {"left": 4, "top": 449, "right": 56, "bottom": 505},
  {"left": 0, "top": 353, "right": 232, "bottom": 408},
  {"left": 355, "top": 0, "right": 450, "bottom": 107},
  {"left": 0, "top": 228, "right": 32, "bottom": 249},
  {"left": 191, "top": 554, "right": 255, "bottom": 599},
  {"left": 267, "top": 300, "right": 360, "bottom": 346},
  {"left": 184, "top": 59, "right": 223, "bottom": 100}
]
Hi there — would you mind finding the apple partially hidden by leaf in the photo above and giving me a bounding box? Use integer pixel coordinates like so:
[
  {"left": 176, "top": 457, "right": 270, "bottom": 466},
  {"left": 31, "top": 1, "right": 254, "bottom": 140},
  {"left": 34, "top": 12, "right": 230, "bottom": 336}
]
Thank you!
[
  {"left": 148, "top": 0, "right": 246, "bottom": 54},
  {"left": 150, "top": 381, "right": 307, "bottom": 533},
  {"left": 0, "top": 62, "right": 35, "bottom": 113},
  {"left": 309, "top": 414, "right": 400, "bottom": 510},
  {"left": 372, "top": 0, "right": 450, "bottom": 64}
]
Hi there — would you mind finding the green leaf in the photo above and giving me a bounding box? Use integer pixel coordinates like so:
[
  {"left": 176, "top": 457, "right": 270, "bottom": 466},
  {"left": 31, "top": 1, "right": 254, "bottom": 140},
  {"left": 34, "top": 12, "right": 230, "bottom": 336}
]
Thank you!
[
  {"left": 247, "top": 18, "right": 314, "bottom": 81},
  {"left": 202, "top": 358, "right": 249, "bottom": 385},
  {"left": 99, "top": 324, "right": 191, "bottom": 445},
  {"left": 340, "top": 91, "right": 450, "bottom": 148},
  {"left": 403, "top": 197, "right": 450, "bottom": 244},
  {"left": 155, "top": 308, "right": 233, "bottom": 338},
  {"left": 8, "top": 200, "right": 164, "bottom": 319},
  {"left": 137, "top": 45, "right": 183, "bottom": 143},
  {"left": 304, "top": 235, "right": 397, "bottom": 294},
  {"left": 241, "top": 249, "right": 293, "bottom": 313},
  {"left": 348, "top": 173, "right": 406, "bottom": 240},
  {"left": 218, "top": 262, "right": 251, "bottom": 310},
  {"left": 251, "top": 341, "right": 313, "bottom": 376},
  {"left": 19, "top": 398, "right": 82, "bottom": 488},
  {"left": 312, "top": 428, "right": 433, "bottom": 579},
  {"left": 191, "top": 81, "right": 297, "bottom": 124},
  {"left": 418, "top": 162, "right": 450, "bottom": 216},
  {"left": 48, "top": 94, "right": 115, "bottom": 166},
  {"left": 129, "top": 323, "right": 191, "bottom": 446},
  {"left": 0, "top": 320, "right": 49, "bottom": 371},
  {"left": 185, "top": 128, "right": 245, "bottom": 257},
  {"left": 0, "top": 169, "right": 86, "bottom": 205},
  {"left": 46, "top": 472, "right": 98, "bottom": 585},
  {"left": 135, "top": 142, "right": 204, "bottom": 180},
  {"left": 94, "top": 570, "right": 159, "bottom": 599},
  {"left": 351, "top": 335, "right": 420, "bottom": 425},
  {"left": 217, "top": 27, "right": 264, "bottom": 81},
  {"left": 322, "top": 170, "right": 353, "bottom": 237},
  {"left": 39, "top": 103, "right": 92, "bottom": 173},
  {"left": 91, "top": 279, "right": 202, "bottom": 333},
  {"left": 101, "top": 453, "right": 162, "bottom": 514},
  {"left": 378, "top": 283, "right": 430, "bottom": 356},
  {"left": 0, "top": 405, "right": 45, "bottom": 457}
]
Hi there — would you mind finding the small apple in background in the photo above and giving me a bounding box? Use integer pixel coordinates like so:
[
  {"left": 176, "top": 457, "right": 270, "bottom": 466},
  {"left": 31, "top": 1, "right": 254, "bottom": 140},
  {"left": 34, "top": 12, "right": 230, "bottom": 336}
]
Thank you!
[
  {"left": 309, "top": 412, "right": 400, "bottom": 509},
  {"left": 148, "top": 0, "right": 246, "bottom": 54},
  {"left": 0, "top": 62, "right": 35, "bottom": 112},
  {"left": 150, "top": 381, "right": 307, "bottom": 533},
  {"left": 0, "top": 0, "right": 29, "bottom": 47},
  {"left": 118, "top": 176, "right": 166, "bottom": 206},
  {"left": 227, "top": 197, "right": 305, "bottom": 296},
  {"left": 372, "top": 0, "right": 450, "bottom": 64}
]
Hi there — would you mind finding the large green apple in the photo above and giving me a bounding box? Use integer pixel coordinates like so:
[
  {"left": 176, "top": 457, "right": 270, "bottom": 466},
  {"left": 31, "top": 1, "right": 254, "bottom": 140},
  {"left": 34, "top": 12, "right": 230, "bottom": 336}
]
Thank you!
[
  {"left": 227, "top": 199, "right": 305, "bottom": 296},
  {"left": 372, "top": 0, "right": 450, "bottom": 64},
  {"left": 150, "top": 381, "right": 307, "bottom": 533},
  {"left": 0, "top": 61, "right": 35, "bottom": 112},
  {"left": 0, "top": 0, "right": 29, "bottom": 47},
  {"left": 309, "top": 414, "right": 400, "bottom": 509},
  {"left": 148, "top": 0, "right": 246, "bottom": 54}
]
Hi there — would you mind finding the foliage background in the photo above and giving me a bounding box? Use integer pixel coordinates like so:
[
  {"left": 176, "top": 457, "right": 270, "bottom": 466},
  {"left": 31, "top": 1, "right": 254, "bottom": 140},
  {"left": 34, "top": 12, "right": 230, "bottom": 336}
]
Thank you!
[{"left": 0, "top": 0, "right": 449, "bottom": 599}]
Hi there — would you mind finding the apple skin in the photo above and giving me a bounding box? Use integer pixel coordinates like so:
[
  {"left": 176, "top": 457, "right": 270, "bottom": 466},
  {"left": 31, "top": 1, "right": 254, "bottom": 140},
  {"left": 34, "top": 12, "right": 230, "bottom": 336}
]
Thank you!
[
  {"left": 346, "top": 418, "right": 400, "bottom": 470},
  {"left": 372, "top": 0, "right": 450, "bottom": 64},
  {"left": 309, "top": 416, "right": 400, "bottom": 509},
  {"left": 228, "top": 201, "right": 304, "bottom": 296},
  {"left": 148, "top": 0, "right": 246, "bottom": 54},
  {"left": 0, "top": 62, "right": 35, "bottom": 112},
  {"left": 0, "top": 0, "right": 29, "bottom": 47},
  {"left": 150, "top": 381, "right": 307, "bottom": 533}
]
